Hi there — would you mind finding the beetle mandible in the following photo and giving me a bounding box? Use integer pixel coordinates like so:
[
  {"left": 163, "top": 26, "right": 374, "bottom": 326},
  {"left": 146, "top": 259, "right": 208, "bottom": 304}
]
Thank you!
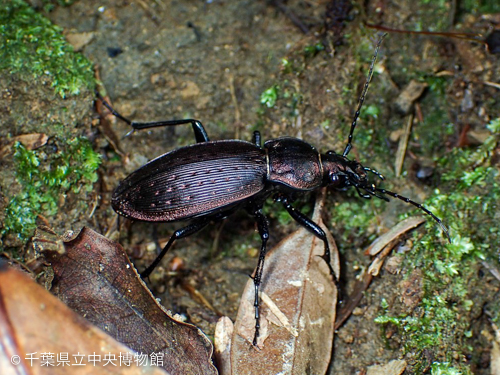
[{"left": 100, "top": 36, "right": 450, "bottom": 346}]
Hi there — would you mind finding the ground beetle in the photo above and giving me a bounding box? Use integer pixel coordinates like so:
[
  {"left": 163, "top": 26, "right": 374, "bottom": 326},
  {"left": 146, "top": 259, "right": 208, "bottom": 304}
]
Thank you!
[{"left": 100, "top": 37, "right": 450, "bottom": 346}]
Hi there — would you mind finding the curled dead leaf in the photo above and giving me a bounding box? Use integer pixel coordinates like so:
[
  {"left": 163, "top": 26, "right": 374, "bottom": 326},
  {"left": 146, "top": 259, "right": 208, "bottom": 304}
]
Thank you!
[
  {"left": 365, "top": 216, "right": 425, "bottom": 256},
  {"left": 366, "top": 359, "right": 407, "bottom": 375},
  {"left": 38, "top": 227, "right": 217, "bottom": 375},
  {"left": 0, "top": 133, "right": 48, "bottom": 158},
  {"left": 0, "top": 263, "right": 169, "bottom": 375}
]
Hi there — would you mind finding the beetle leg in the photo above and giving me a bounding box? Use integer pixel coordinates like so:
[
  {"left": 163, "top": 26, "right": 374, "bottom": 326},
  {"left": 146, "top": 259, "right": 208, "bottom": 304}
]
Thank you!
[
  {"left": 250, "top": 208, "right": 269, "bottom": 346},
  {"left": 279, "top": 197, "right": 338, "bottom": 283},
  {"left": 252, "top": 131, "right": 262, "bottom": 148},
  {"left": 131, "top": 119, "right": 209, "bottom": 143},
  {"left": 97, "top": 93, "right": 210, "bottom": 143},
  {"left": 140, "top": 219, "right": 210, "bottom": 279}
]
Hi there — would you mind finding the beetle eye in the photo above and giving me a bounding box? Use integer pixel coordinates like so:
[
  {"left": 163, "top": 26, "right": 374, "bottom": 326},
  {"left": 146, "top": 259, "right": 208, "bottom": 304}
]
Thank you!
[{"left": 330, "top": 173, "right": 347, "bottom": 187}]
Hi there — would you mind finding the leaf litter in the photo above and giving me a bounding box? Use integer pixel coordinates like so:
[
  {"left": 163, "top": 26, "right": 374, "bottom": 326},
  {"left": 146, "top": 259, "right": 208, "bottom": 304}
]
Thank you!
[
  {"left": 215, "top": 188, "right": 339, "bottom": 375},
  {"left": 37, "top": 227, "right": 217, "bottom": 375},
  {"left": 0, "top": 263, "right": 169, "bottom": 375}
]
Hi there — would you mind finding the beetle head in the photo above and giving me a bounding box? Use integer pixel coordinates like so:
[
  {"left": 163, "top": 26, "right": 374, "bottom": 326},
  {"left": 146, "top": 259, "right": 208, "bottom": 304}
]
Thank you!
[{"left": 322, "top": 151, "right": 370, "bottom": 189}]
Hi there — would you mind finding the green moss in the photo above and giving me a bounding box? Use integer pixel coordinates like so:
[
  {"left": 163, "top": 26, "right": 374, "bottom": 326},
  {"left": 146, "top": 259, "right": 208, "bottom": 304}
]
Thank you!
[
  {"left": 430, "top": 362, "right": 465, "bottom": 375},
  {"left": 486, "top": 117, "right": 500, "bottom": 133},
  {"left": 459, "top": 0, "right": 500, "bottom": 14},
  {"left": 263, "top": 202, "right": 292, "bottom": 226},
  {"left": 375, "top": 118, "right": 500, "bottom": 372},
  {"left": 376, "top": 291, "right": 470, "bottom": 358},
  {"left": 414, "top": 0, "right": 450, "bottom": 31},
  {"left": 423, "top": 75, "right": 448, "bottom": 97},
  {"left": 303, "top": 42, "right": 325, "bottom": 59},
  {"left": 329, "top": 192, "right": 384, "bottom": 246},
  {"left": 360, "top": 104, "right": 381, "bottom": 120},
  {"left": 2, "top": 139, "right": 101, "bottom": 241},
  {"left": 281, "top": 58, "right": 293, "bottom": 75},
  {"left": 259, "top": 83, "right": 302, "bottom": 119},
  {"left": 0, "top": 0, "right": 95, "bottom": 97},
  {"left": 260, "top": 85, "right": 279, "bottom": 108},
  {"left": 261, "top": 196, "right": 313, "bottom": 228}
]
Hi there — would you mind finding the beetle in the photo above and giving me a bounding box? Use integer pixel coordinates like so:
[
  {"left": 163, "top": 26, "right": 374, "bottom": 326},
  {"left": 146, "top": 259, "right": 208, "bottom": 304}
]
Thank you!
[{"left": 100, "top": 37, "right": 450, "bottom": 345}]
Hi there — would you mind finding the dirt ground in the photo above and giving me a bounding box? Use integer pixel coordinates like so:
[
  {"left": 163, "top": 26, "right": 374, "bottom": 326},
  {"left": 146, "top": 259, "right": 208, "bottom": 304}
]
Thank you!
[{"left": 1, "top": 0, "right": 500, "bottom": 374}]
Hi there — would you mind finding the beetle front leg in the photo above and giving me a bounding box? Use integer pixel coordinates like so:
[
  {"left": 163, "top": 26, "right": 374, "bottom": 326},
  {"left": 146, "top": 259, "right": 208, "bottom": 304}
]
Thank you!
[
  {"left": 279, "top": 197, "right": 338, "bottom": 282},
  {"left": 141, "top": 219, "right": 210, "bottom": 279},
  {"left": 250, "top": 208, "right": 269, "bottom": 346}
]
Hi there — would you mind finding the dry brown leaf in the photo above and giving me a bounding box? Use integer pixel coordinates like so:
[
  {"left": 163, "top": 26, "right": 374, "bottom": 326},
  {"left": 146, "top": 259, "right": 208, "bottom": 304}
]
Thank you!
[
  {"left": 481, "top": 260, "right": 500, "bottom": 282},
  {"left": 0, "top": 133, "right": 48, "bottom": 158},
  {"left": 95, "top": 87, "right": 125, "bottom": 157},
  {"left": 214, "top": 317, "right": 233, "bottom": 375},
  {"left": 65, "top": 31, "right": 95, "bottom": 51},
  {"left": 222, "top": 188, "right": 338, "bottom": 375},
  {"left": 0, "top": 263, "right": 169, "bottom": 375},
  {"left": 365, "top": 216, "right": 426, "bottom": 256},
  {"left": 39, "top": 227, "right": 217, "bottom": 375},
  {"left": 366, "top": 359, "right": 407, "bottom": 375},
  {"left": 394, "top": 79, "right": 427, "bottom": 115},
  {"left": 367, "top": 237, "right": 402, "bottom": 277},
  {"left": 492, "top": 323, "right": 500, "bottom": 375},
  {"left": 394, "top": 114, "right": 413, "bottom": 177}
]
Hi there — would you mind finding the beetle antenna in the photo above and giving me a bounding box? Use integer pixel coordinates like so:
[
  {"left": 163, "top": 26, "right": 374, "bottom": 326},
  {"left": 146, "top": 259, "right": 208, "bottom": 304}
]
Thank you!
[
  {"left": 373, "top": 187, "right": 451, "bottom": 243},
  {"left": 96, "top": 91, "right": 134, "bottom": 126},
  {"left": 343, "top": 34, "right": 386, "bottom": 157},
  {"left": 361, "top": 185, "right": 390, "bottom": 201},
  {"left": 355, "top": 186, "right": 373, "bottom": 199}
]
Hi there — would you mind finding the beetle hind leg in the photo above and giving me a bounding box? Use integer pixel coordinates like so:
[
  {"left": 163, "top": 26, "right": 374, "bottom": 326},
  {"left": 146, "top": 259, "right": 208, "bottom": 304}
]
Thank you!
[
  {"left": 97, "top": 92, "right": 210, "bottom": 143},
  {"left": 249, "top": 208, "right": 269, "bottom": 346},
  {"left": 140, "top": 219, "right": 210, "bottom": 279}
]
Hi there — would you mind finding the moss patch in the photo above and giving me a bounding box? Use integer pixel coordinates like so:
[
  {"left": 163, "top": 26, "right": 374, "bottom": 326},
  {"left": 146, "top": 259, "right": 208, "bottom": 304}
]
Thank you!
[
  {"left": 0, "top": 0, "right": 94, "bottom": 98},
  {"left": 3, "top": 138, "right": 101, "bottom": 242},
  {"left": 375, "top": 118, "right": 500, "bottom": 372}
]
